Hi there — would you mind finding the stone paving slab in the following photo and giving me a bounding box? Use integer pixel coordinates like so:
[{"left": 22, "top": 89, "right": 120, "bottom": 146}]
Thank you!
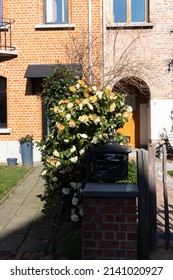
[
  {"left": 0, "top": 163, "right": 61, "bottom": 259},
  {"left": 0, "top": 233, "right": 25, "bottom": 251}
]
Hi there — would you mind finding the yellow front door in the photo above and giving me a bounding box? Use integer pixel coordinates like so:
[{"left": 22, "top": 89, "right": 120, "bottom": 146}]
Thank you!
[
  {"left": 118, "top": 118, "right": 135, "bottom": 148},
  {"left": 118, "top": 107, "right": 140, "bottom": 148}
]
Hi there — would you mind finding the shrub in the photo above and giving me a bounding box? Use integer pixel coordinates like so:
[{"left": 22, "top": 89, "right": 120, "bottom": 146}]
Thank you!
[{"left": 38, "top": 66, "right": 133, "bottom": 222}]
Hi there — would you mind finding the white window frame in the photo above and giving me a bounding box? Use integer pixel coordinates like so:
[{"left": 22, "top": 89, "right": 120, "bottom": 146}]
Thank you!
[{"left": 44, "top": 0, "right": 68, "bottom": 24}]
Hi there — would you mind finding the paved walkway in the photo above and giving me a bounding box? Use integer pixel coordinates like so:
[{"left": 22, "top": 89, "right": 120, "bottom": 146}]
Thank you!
[
  {"left": 0, "top": 164, "right": 62, "bottom": 260},
  {"left": 0, "top": 159, "right": 173, "bottom": 260}
]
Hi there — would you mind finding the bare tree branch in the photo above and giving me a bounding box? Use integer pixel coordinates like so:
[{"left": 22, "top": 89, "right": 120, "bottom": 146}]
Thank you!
[{"left": 65, "top": 28, "right": 153, "bottom": 97}]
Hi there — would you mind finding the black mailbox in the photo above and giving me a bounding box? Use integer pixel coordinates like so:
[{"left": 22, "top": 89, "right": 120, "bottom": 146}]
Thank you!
[{"left": 87, "top": 130, "right": 132, "bottom": 183}]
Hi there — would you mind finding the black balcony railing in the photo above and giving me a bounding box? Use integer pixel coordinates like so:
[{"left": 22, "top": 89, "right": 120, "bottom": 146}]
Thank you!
[{"left": 0, "top": 17, "right": 15, "bottom": 51}]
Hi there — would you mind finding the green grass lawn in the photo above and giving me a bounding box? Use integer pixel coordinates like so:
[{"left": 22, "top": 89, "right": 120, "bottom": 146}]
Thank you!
[
  {"left": 0, "top": 165, "right": 33, "bottom": 201},
  {"left": 168, "top": 170, "right": 173, "bottom": 177}
]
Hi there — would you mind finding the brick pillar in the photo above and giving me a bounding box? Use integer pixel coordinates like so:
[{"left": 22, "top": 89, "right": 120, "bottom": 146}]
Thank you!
[{"left": 82, "top": 183, "right": 139, "bottom": 260}]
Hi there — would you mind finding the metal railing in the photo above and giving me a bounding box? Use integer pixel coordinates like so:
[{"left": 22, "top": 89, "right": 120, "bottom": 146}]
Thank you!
[{"left": 0, "top": 17, "right": 15, "bottom": 51}]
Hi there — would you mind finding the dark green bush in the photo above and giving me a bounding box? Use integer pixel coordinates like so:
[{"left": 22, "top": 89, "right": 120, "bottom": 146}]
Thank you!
[{"left": 58, "top": 230, "right": 82, "bottom": 259}]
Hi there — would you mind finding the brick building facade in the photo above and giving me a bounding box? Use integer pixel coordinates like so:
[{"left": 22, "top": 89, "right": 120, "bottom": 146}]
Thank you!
[
  {"left": 0, "top": 0, "right": 173, "bottom": 161},
  {"left": 104, "top": 0, "right": 173, "bottom": 147},
  {"left": 0, "top": 0, "right": 102, "bottom": 162}
]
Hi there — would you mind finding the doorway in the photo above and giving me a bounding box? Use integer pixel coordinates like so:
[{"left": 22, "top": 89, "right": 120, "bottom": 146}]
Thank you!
[{"left": 113, "top": 77, "right": 150, "bottom": 148}]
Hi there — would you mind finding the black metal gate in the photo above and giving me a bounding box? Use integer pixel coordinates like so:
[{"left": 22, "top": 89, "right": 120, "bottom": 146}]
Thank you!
[
  {"left": 137, "top": 146, "right": 157, "bottom": 259},
  {"left": 137, "top": 144, "right": 172, "bottom": 259}
]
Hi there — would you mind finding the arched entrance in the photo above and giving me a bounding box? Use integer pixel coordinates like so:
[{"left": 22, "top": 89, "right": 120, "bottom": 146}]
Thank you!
[{"left": 113, "top": 77, "right": 150, "bottom": 148}]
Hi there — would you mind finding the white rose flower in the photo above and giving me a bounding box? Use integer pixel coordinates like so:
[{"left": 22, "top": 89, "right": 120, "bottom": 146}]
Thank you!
[
  {"left": 70, "top": 156, "right": 78, "bottom": 163},
  {"left": 50, "top": 184, "right": 54, "bottom": 190},
  {"left": 71, "top": 208, "right": 76, "bottom": 215},
  {"left": 71, "top": 214, "right": 79, "bottom": 222},
  {"left": 70, "top": 182, "right": 77, "bottom": 189},
  {"left": 62, "top": 188, "right": 70, "bottom": 195},
  {"left": 53, "top": 150, "right": 60, "bottom": 157},
  {"left": 92, "top": 86, "right": 97, "bottom": 91},
  {"left": 79, "top": 208, "right": 83, "bottom": 216},
  {"left": 79, "top": 103, "right": 83, "bottom": 110},
  {"left": 96, "top": 90, "right": 103, "bottom": 99},
  {"left": 75, "top": 83, "right": 80, "bottom": 89},
  {"left": 79, "top": 149, "right": 85, "bottom": 156},
  {"left": 64, "top": 139, "right": 69, "bottom": 143},
  {"left": 93, "top": 116, "right": 101, "bottom": 124},
  {"left": 52, "top": 177, "right": 58, "bottom": 182},
  {"left": 76, "top": 182, "right": 82, "bottom": 189},
  {"left": 127, "top": 105, "right": 133, "bottom": 112},
  {"left": 87, "top": 103, "right": 94, "bottom": 110},
  {"left": 70, "top": 145, "right": 76, "bottom": 153},
  {"left": 67, "top": 102, "right": 73, "bottom": 109},
  {"left": 91, "top": 136, "right": 98, "bottom": 144},
  {"left": 41, "top": 170, "right": 47, "bottom": 176},
  {"left": 79, "top": 133, "right": 88, "bottom": 138},
  {"left": 66, "top": 113, "right": 71, "bottom": 120},
  {"left": 72, "top": 197, "right": 79, "bottom": 206},
  {"left": 56, "top": 161, "right": 61, "bottom": 167}
]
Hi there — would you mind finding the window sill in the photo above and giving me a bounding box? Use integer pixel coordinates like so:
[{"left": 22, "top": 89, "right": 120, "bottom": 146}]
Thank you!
[
  {"left": 106, "top": 22, "right": 154, "bottom": 29},
  {"left": 0, "top": 128, "right": 11, "bottom": 134},
  {"left": 35, "top": 23, "right": 76, "bottom": 30}
]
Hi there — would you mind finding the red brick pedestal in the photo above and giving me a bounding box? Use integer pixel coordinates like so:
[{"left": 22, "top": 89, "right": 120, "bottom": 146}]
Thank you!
[{"left": 82, "top": 183, "right": 139, "bottom": 260}]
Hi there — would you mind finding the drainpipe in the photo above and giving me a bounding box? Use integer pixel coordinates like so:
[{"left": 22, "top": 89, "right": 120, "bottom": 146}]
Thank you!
[
  {"left": 88, "top": 0, "right": 92, "bottom": 85},
  {"left": 102, "top": 0, "right": 106, "bottom": 86}
]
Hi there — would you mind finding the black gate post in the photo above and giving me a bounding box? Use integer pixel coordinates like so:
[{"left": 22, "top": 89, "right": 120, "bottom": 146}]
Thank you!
[
  {"left": 137, "top": 149, "right": 149, "bottom": 259},
  {"left": 162, "top": 144, "right": 170, "bottom": 250},
  {"left": 148, "top": 144, "right": 157, "bottom": 251}
]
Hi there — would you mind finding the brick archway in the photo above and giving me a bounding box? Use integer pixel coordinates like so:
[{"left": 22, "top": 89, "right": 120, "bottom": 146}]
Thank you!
[{"left": 113, "top": 77, "right": 150, "bottom": 148}]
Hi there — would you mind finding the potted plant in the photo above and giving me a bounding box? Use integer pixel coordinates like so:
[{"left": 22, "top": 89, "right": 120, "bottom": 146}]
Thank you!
[{"left": 19, "top": 134, "right": 33, "bottom": 165}]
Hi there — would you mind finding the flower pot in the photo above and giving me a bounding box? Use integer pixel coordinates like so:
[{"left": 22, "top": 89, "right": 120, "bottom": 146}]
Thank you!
[
  {"left": 7, "top": 158, "right": 17, "bottom": 166},
  {"left": 20, "top": 142, "right": 33, "bottom": 166}
]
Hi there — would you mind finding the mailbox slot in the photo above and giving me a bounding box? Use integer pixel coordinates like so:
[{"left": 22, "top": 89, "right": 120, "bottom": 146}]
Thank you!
[{"left": 91, "top": 152, "right": 128, "bottom": 182}]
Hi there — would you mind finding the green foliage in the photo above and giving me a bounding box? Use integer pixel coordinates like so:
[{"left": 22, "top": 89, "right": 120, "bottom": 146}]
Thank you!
[
  {"left": 19, "top": 134, "right": 33, "bottom": 143},
  {"left": 39, "top": 64, "right": 78, "bottom": 131},
  {"left": 168, "top": 170, "right": 173, "bottom": 177},
  {"left": 128, "top": 160, "right": 137, "bottom": 183}
]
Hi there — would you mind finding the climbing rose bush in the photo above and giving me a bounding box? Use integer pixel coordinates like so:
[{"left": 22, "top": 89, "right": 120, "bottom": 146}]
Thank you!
[{"left": 39, "top": 80, "right": 132, "bottom": 222}]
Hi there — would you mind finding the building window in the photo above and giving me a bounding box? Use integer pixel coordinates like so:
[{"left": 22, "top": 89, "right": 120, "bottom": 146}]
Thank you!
[
  {"left": 113, "top": 0, "right": 148, "bottom": 23},
  {"left": 0, "top": 77, "right": 7, "bottom": 128},
  {"left": 44, "top": 0, "right": 68, "bottom": 24},
  {"left": 0, "top": 0, "right": 2, "bottom": 20}
]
